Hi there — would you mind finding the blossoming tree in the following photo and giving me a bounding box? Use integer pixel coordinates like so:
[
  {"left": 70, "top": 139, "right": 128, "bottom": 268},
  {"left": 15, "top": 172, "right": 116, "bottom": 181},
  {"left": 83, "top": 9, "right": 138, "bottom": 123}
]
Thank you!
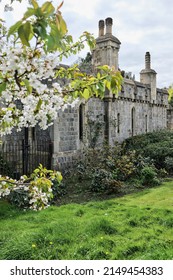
[
  {"left": 0, "top": 0, "right": 122, "bottom": 136},
  {"left": 0, "top": 0, "right": 123, "bottom": 210}
]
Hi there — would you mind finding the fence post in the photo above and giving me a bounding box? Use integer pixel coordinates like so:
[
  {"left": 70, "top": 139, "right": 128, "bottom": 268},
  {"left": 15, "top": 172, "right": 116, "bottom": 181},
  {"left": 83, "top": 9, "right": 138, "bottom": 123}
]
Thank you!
[{"left": 22, "top": 139, "right": 29, "bottom": 175}]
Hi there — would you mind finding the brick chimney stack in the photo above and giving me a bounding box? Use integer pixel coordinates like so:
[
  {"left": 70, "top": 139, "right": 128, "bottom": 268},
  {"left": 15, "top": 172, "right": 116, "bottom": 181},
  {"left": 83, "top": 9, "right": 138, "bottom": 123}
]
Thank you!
[
  {"left": 140, "top": 52, "right": 157, "bottom": 102},
  {"left": 92, "top": 17, "right": 121, "bottom": 71},
  {"left": 145, "top": 51, "right": 151, "bottom": 70},
  {"left": 98, "top": 20, "right": 105, "bottom": 37}
]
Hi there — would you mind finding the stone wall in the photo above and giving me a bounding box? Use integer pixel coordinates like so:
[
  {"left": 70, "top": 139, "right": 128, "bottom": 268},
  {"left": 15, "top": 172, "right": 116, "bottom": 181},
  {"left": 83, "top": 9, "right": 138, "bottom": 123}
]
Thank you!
[
  {"left": 167, "top": 106, "right": 173, "bottom": 130},
  {"left": 50, "top": 107, "right": 80, "bottom": 170},
  {"left": 45, "top": 17, "right": 170, "bottom": 171},
  {"left": 51, "top": 79, "right": 168, "bottom": 170}
]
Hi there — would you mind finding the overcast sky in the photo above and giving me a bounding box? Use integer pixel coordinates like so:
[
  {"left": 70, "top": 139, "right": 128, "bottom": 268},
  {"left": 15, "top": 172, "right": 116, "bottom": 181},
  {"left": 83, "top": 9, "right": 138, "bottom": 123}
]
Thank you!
[{"left": 1, "top": 0, "right": 173, "bottom": 88}]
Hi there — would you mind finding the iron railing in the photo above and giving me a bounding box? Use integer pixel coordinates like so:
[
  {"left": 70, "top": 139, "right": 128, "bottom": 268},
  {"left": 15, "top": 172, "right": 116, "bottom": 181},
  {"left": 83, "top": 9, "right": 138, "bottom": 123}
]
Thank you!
[{"left": 0, "top": 139, "right": 53, "bottom": 179}]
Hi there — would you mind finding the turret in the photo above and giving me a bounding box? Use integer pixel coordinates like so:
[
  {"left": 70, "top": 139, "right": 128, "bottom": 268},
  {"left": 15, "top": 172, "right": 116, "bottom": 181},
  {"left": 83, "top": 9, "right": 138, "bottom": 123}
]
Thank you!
[{"left": 140, "top": 52, "right": 157, "bottom": 101}]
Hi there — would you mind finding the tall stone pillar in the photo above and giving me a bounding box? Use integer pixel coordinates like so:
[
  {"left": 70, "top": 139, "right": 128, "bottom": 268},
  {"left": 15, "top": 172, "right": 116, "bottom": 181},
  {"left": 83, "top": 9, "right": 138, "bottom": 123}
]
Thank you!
[{"left": 140, "top": 52, "right": 157, "bottom": 102}]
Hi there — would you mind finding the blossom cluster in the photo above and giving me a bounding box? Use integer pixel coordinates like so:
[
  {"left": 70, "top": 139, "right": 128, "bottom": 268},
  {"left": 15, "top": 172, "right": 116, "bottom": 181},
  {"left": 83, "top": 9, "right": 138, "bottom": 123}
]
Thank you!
[
  {"left": 0, "top": 31, "right": 79, "bottom": 136},
  {"left": 0, "top": 167, "right": 62, "bottom": 210}
]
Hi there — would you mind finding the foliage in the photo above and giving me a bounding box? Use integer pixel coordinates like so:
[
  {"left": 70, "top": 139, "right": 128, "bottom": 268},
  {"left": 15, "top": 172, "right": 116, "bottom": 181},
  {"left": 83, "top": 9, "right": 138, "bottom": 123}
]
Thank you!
[
  {"left": 168, "top": 86, "right": 173, "bottom": 106},
  {"left": 124, "top": 130, "right": 173, "bottom": 170},
  {"left": 113, "top": 152, "right": 137, "bottom": 181},
  {"left": 90, "top": 168, "right": 123, "bottom": 193},
  {"left": 0, "top": 0, "right": 123, "bottom": 136},
  {"left": 164, "top": 156, "right": 173, "bottom": 174},
  {"left": 140, "top": 166, "right": 160, "bottom": 187},
  {"left": 73, "top": 132, "right": 168, "bottom": 194},
  {"left": 75, "top": 145, "right": 138, "bottom": 193},
  {"left": 77, "top": 52, "right": 92, "bottom": 73},
  {"left": 0, "top": 164, "right": 63, "bottom": 210}
]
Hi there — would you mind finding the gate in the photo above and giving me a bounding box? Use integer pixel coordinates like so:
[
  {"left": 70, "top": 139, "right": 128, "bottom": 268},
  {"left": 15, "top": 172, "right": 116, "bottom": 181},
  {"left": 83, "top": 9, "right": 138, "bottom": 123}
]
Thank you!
[{"left": 0, "top": 138, "right": 53, "bottom": 179}]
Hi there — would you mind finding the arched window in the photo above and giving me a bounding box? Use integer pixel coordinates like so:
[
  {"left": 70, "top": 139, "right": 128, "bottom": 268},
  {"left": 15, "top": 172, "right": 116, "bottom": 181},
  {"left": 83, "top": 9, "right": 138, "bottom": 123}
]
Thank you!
[
  {"left": 79, "top": 104, "right": 84, "bottom": 140},
  {"left": 117, "top": 113, "right": 120, "bottom": 133},
  {"left": 145, "top": 115, "right": 148, "bottom": 133},
  {"left": 131, "top": 107, "right": 135, "bottom": 136}
]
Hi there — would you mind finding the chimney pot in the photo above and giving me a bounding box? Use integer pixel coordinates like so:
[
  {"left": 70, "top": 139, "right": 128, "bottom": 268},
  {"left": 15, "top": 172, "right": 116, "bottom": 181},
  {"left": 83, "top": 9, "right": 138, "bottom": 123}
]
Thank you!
[
  {"left": 98, "top": 20, "right": 105, "bottom": 37},
  {"left": 145, "top": 51, "right": 151, "bottom": 70},
  {"left": 105, "top": 17, "right": 113, "bottom": 34}
]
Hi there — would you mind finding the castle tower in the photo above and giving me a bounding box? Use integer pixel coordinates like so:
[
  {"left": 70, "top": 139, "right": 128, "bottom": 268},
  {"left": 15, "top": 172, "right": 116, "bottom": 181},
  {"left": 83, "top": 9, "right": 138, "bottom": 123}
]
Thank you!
[
  {"left": 140, "top": 52, "right": 157, "bottom": 101},
  {"left": 92, "top": 17, "right": 121, "bottom": 71}
]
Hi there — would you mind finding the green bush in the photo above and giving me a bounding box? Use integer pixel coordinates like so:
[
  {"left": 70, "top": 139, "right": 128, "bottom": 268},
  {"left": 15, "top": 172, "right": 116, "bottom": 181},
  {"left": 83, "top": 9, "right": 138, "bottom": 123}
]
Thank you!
[
  {"left": 124, "top": 130, "right": 173, "bottom": 170},
  {"left": 114, "top": 152, "right": 136, "bottom": 180},
  {"left": 8, "top": 189, "right": 30, "bottom": 209},
  {"left": 67, "top": 131, "right": 170, "bottom": 197},
  {"left": 164, "top": 157, "right": 173, "bottom": 173},
  {"left": 90, "top": 169, "right": 123, "bottom": 193},
  {"left": 51, "top": 180, "right": 66, "bottom": 202},
  {"left": 140, "top": 166, "right": 160, "bottom": 186}
]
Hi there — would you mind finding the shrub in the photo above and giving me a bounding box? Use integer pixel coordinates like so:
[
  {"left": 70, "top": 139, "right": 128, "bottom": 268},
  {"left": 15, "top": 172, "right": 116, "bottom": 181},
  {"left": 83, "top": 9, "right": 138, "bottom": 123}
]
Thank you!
[
  {"left": 124, "top": 130, "right": 173, "bottom": 170},
  {"left": 114, "top": 152, "right": 136, "bottom": 180},
  {"left": 8, "top": 188, "right": 30, "bottom": 209},
  {"left": 164, "top": 157, "right": 173, "bottom": 173},
  {"left": 90, "top": 169, "right": 123, "bottom": 193},
  {"left": 140, "top": 166, "right": 160, "bottom": 186},
  {"left": 51, "top": 180, "right": 66, "bottom": 202}
]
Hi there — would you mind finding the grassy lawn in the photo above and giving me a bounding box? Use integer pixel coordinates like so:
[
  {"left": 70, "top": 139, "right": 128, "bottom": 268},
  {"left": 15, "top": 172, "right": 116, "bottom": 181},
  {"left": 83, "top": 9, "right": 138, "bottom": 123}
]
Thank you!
[{"left": 0, "top": 181, "right": 173, "bottom": 260}]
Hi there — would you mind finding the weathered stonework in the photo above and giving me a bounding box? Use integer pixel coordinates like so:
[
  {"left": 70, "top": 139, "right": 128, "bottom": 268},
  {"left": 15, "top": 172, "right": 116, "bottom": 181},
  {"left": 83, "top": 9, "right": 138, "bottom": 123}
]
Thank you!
[
  {"left": 3, "top": 18, "right": 170, "bottom": 173},
  {"left": 51, "top": 17, "right": 169, "bottom": 170}
]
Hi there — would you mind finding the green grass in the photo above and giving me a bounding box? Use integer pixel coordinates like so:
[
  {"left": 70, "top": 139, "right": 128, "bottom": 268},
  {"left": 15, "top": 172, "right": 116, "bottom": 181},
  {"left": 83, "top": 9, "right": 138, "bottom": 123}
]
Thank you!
[{"left": 1, "top": 181, "right": 173, "bottom": 260}]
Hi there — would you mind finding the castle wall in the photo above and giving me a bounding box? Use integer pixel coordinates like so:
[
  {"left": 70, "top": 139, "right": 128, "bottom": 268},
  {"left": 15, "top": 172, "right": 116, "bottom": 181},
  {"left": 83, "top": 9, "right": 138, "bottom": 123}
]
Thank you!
[
  {"left": 51, "top": 79, "right": 168, "bottom": 170},
  {"left": 46, "top": 18, "right": 170, "bottom": 171},
  {"left": 167, "top": 106, "right": 173, "bottom": 130},
  {"left": 1, "top": 17, "right": 171, "bottom": 174}
]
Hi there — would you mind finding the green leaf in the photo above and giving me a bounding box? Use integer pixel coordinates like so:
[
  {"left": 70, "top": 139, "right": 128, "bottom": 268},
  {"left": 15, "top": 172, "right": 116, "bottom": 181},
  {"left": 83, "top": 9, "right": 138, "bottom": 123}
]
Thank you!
[
  {"left": 56, "top": 13, "right": 67, "bottom": 35},
  {"left": 60, "top": 17, "right": 68, "bottom": 34},
  {"left": 97, "top": 72, "right": 101, "bottom": 79},
  {"left": 56, "top": 171, "right": 63, "bottom": 183},
  {"left": 49, "top": 23, "right": 62, "bottom": 46},
  {"left": 104, "top": 80, "right": 111, "bottom": 90},
  {"left": 23, "top": 8, "right": 36, "bottom": 20},
  {"left": 23, "top": 79, "right": 32, "bottom": 94},
  {"left": 34, "top": 21, "right": 47, "bottom": 40},
  {"left": 34, "top": 99, "right": 43, "bottom": 114},
  {"left": 41, "top": 1, "right": 55, "bottom": 16},
  {"left": 110, "top": 78, "right": 117, "bottom": 89},
  {"left": 8, "top": 20, "right": 22, "bottom": 38},
  {"left": 82, "top": 88, "right": 90, "bottom": 99},
  {"left": 46, "top": 35, "right": 56, "bottom": 52},
  {"left": 18, "top": 21, "right": 33, "bottom": 46},
  {"left": 31, "top": 0, "right": 39, "bottom": 9},
  {"left": 0, "top": 83, "right": 6, "bottom": 95},
  {"left": 35, "top": 7, "right": 44, "bottom": 17},
  {"left": 98, "top": 82, "right": 105, "bottom": 93}
]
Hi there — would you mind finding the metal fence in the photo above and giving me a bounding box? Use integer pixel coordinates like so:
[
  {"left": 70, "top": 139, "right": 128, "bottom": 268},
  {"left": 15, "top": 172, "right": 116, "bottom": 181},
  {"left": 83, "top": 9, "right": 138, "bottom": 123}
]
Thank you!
[{"left": 0, "top": 138, "right": 53, "bottom": 179}]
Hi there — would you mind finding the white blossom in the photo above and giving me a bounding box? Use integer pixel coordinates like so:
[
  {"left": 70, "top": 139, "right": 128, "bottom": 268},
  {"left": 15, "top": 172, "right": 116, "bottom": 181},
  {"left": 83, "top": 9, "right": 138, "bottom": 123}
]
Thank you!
[{"left": 0, "top": 37, "right": 77, "bottom": 135}]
